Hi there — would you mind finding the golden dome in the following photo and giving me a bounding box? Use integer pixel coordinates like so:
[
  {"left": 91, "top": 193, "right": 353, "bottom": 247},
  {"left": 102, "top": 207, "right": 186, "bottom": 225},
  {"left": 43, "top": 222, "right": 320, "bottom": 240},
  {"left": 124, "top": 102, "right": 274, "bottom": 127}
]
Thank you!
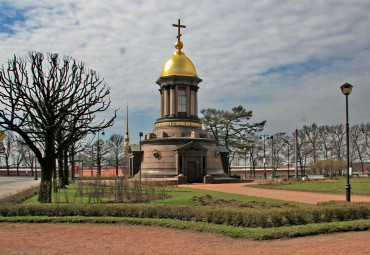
[{"left": 160, "top": 40, "right": 197, "bottom": 77}]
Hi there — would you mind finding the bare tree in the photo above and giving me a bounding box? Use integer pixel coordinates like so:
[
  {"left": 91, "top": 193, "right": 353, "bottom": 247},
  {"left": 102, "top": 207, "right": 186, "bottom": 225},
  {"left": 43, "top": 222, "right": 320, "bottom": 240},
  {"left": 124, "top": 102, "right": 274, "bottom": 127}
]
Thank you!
[
  {"left": 350, "top": 124, "right": 367, "bottom": 173},
  {"left": 69, "top": 139, "right": 90, "bottom": 180},
  {"left": 295, "top": 129, "right": 312, "bottom": 176},
  {"left": 0, "top": 52, "right": 115, "bottom": 202},
  {"left": 246, "top": 134, "right": 262, "bottom": 178},
  {"left": 106, "top": 134, "right": 124, "bottom": 176},
  {"left": 360, "top": 123, "right": 370, "bottom": 159},
  {"left": 269, "top": 133, "right": 286, "bottom": 177},
  {"left": 318, "top": 125, "right": 331, "bottom": 160},
  {"left": 21, "top": 142, "right": 36, "bottom": 176},
  {"left": 303, "top": 123, "right": 321, "bottom": 162},
  {"left": 327, "top": 124, "right": 345, "bottom": 160},
  {"left": 12, "top": 135, "right": 24, "bottom": 176},
  {"left": 2, "top": 131, "right": 14, "bottom": 175}
]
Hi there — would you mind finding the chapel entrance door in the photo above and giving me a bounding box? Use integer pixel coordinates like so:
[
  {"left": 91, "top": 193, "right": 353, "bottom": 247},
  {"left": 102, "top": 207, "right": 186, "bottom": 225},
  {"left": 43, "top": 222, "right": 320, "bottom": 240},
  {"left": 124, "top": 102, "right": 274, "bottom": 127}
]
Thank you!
[
  {"left": 187, "top": 161, "right": 197, "bottom": 183},
  {"left": 175, "top": 142, "right": 208, "bottom": 183}
]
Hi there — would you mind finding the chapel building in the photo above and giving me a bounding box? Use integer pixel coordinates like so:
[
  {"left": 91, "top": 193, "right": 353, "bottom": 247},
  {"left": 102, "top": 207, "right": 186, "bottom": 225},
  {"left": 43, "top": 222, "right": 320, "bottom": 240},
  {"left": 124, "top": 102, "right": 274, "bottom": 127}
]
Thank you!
[{"left": 138, "top": 20, "right": 231, "bottom": 183}]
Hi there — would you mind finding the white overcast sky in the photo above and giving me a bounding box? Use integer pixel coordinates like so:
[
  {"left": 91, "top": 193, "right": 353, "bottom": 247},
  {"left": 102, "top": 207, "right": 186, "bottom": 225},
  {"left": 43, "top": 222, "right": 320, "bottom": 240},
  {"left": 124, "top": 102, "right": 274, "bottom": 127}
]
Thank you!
[{"left": 1, "top": 0, "right": 369, "bottom": 143}]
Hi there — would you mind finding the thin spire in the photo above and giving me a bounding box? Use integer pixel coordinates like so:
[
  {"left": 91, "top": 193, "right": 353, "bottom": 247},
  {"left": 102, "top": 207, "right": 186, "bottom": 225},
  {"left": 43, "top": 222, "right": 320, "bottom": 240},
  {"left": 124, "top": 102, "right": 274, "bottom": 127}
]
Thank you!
[
  {"left": 125, "top": 103, "right": 129, "bottom": 136},
  {"left": 122, "top": 103, "right": 131, "bottom": 175},
  {"left": 124, "top": 103, "right": 130, "bottom": 146}
]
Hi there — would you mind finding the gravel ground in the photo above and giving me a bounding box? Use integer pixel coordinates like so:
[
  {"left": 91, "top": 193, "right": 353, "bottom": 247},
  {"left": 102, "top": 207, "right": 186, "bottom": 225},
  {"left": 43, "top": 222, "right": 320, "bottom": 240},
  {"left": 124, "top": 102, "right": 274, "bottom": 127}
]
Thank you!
[{"left": 0, "top": 223, "right": 369, "bottom": 255}]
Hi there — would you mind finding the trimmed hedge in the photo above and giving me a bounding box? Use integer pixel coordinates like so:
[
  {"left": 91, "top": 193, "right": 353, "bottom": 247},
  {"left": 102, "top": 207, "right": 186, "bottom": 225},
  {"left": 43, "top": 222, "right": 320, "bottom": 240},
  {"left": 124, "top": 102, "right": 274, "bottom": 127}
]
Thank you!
[
  {"left": 1, "top": 216, "right": 369, "bottom": 240},
  {"left": 0, "top": 202, "right": 368, "bottom": 228},
  {"left": 0, "top": 186, "right": 39, "bottom": 204}
]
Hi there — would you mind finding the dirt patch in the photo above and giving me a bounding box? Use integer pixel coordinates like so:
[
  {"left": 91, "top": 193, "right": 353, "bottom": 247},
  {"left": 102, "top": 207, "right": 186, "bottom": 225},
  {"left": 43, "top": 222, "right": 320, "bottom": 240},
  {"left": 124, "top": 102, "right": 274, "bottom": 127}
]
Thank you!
[
  {"left": 192, "top": 194, "right": 297, "bottom": 209},
  {"left": 0, "top": 223, "right": 368, "bottom": 255}
]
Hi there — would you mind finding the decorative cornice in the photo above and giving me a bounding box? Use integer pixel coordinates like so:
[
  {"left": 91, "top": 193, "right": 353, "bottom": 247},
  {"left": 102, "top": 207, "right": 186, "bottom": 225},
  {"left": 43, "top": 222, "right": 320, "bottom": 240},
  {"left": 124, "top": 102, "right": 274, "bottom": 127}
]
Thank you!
[
  {"left": 155, "top": 121, "right": 202, "bottom": 128},
  {"left": 156, "top": 75, "right": 202, "bottom": 87}
]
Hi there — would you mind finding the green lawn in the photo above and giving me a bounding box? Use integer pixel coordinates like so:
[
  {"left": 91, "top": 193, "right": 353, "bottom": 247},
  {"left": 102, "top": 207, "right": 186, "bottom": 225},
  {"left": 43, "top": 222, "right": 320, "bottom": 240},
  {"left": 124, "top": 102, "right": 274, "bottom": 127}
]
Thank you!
[
  {"left": 24, "top": 184, "right": 305, "bottom": 207},
  {"left": 150, "top": 187, "right": 305, "bottom": 207},
  {"left": 251, "top": 177, "right": 370, "bottom": 196}
]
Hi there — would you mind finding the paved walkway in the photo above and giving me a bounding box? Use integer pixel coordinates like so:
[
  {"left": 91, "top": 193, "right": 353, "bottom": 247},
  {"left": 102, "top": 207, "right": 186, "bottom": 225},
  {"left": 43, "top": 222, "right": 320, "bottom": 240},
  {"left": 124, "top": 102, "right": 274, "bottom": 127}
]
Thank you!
[
  {"left": 1, "top": 223, "right": 369, "bottom": 255},
  {"left": 179, "top": 183, "right": 370, "bottom": 204},
  {"left": 0, "top": 176, "right": 40, "bottom": 199}
]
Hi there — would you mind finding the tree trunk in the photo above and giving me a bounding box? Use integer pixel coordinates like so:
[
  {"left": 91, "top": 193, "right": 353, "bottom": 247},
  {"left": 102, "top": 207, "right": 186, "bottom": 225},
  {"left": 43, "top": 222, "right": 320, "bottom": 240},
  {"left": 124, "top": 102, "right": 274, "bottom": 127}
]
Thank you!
[
  {"left": 5, "top": 155, "right": 10, "bottom": 176},
  {"left": 53, "top": 163, "right": 57, "bottom": 192},
  {"left": 63, "top": 149, "right": 69, "bottom": 186},
  {"left": 58, "top": 152, "right": 65, "bottom": 189},
  {"left": 30, "top": 162, "right": 34, "bottom": 177},
  {"left": 252, "top": 159, "right": 256, "bottom": 178},
  {"left": 38, "top": 133, "right": 56, "bottom": 203},
  {"left": 115, "top": 155, "right": 119, "bottom": 176},
  {"left": 70, "top": 145, "right": 75, "bottom": 180},
  {"left": 38, "top": 156, "right": 55, "bottom": 203}
]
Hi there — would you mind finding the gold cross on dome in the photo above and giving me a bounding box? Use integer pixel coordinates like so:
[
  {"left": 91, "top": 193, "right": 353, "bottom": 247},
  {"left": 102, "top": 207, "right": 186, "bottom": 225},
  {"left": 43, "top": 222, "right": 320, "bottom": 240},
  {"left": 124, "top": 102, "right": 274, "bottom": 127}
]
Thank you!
[{"left": 173, "top": 19, "right": 186, "bottom": 41}]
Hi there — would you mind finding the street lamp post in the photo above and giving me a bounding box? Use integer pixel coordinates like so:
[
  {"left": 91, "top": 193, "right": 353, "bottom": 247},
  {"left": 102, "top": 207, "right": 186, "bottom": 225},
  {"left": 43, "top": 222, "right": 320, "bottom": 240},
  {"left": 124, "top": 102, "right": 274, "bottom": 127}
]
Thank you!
[
  {"left": 139, "top": 132, "right": 143, "bottom": 187},
  {"left": 34, "top": 157, "right": 38, "bottom": 180},
  {"left": 249, "top": 149, "right": 253, "bottom": 178},
  {"left": 244, "top": 148, "right": 247, "bottom": 179},
  {"left": 91, "top": 144, "right": 94, "bottom": 177},
  {"left": 271, "top": 136, "right": 274, "bottom": 178},
  {"left": 283, "top": 139, "right": 290, "bottom": 179},
  {"left": 295, "top": 129, "right": 299, "bottom": 178},
  {"left": 340, "top": 82, "right": 353, "bottom": 202},
  {"left": 260, "top": 135, "right": 272, "bottom": 179},
  {"left": 96, "top": 130, "right": 105, "bottom": 177},
  {"left": 250, "top": 148, "right": 256, "bottom": 178},
  {"left": 262, "top": 135, "right": 267, "bottom": 179}
]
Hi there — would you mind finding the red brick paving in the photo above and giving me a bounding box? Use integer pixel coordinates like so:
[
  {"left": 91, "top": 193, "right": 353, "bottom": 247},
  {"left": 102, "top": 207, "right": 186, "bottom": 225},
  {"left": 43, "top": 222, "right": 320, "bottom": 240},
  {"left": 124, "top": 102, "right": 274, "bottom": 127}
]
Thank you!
[{"left": 0, "top": 223, "right": 369, "bottom": 255}]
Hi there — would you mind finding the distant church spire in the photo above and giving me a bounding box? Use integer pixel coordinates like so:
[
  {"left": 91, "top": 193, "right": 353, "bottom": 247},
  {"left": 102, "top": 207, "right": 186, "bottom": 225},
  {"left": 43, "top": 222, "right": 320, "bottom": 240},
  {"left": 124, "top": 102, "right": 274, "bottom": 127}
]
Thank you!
[
  {"left": 123, "top": 104, "right": 131, "bottom": 174},
  {"left": 124, "top": 104, "right": 130, "bottom": 147}
]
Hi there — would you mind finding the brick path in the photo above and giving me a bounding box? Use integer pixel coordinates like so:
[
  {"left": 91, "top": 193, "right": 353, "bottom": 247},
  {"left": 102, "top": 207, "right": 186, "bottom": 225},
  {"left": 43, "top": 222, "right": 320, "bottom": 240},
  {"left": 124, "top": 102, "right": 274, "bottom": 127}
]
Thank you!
[
  {"left": 179, "top": 182, "right": 370, "bottom": 204},
  {"left": 0, "top": 223, "right": 369, "bottom": 255}
]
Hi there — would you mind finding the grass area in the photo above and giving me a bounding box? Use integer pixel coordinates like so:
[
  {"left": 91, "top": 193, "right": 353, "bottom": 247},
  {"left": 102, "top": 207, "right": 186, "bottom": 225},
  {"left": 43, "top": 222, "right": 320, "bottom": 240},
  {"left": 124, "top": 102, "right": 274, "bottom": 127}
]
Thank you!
[
  {"left": 150, "top": 187, "right": 305, "bottom": 207},
  {"left": 251, "top": 177, "right": 370, "bottom": 196},
  {"left": 0, "top": 216, "right": 368, "bottom": 240},
  {"left": 24, "top": 184, "right": 305, "bottom": 207}
]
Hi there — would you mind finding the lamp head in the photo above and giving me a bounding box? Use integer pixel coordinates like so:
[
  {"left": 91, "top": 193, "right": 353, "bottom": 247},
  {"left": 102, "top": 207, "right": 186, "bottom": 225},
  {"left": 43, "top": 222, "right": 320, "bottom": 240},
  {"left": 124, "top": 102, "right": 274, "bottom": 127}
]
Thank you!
[
  {"left": 340, "top": 82, "right": 353, "bottom": 96},
  {"left": 139, "top": 132, "right": 143, "bottom": 137}
]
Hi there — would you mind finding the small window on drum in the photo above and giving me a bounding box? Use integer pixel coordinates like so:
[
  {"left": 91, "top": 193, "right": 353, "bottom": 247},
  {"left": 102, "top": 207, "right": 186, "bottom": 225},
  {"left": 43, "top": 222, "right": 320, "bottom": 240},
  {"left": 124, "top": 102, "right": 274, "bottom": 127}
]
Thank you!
[{"left": 178, "top": 87, "right": 187, "bottom": 113}]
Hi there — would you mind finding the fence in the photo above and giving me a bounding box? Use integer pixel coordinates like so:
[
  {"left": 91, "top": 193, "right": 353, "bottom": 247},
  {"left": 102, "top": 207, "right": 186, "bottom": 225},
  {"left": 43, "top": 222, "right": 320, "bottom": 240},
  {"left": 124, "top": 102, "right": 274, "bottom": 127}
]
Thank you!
[{"left": 0, "top": 167, "right": 129, "bottom": 178}]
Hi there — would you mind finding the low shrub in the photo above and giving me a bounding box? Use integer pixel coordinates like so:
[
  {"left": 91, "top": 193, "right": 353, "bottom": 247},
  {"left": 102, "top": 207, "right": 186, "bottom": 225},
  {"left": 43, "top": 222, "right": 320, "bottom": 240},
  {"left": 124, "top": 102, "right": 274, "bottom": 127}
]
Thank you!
[
  {"left": 0, "top": 202, "right": 368, "bottom": 228},
  {"left": 310, "top": 208, "right": 322, "bottom": 223},
  {"left": 254, "top": 211, "right": 269, "bottom": 228},
  {"left": 270, "top": 210, "right": 284, "bottom": 227},
  {"left": 0, "top": 186, "right": 39, "bottom": 204},
  {"left": 281, "top": 209, "right": 298, "bottom": 225}
]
